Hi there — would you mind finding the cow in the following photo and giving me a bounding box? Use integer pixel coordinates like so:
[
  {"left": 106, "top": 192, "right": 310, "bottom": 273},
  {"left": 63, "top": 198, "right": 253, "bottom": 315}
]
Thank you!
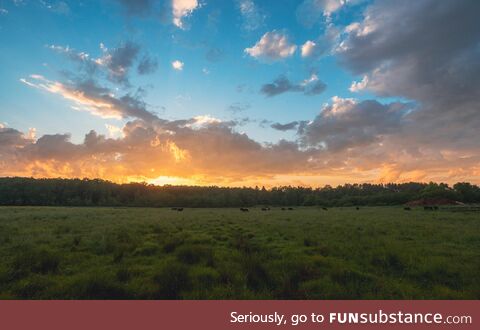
[
  {"left": 240, "top": 208, "right": 249, "bottom": 212},
  {"left": 171, "top": 207, "right": 178, "bottom": 211},
  {"left": 177, "top": 208, "right": 184, "bottom": 212},
  {"left": 404, "top": 207, "right": 411, "bottom": 211},
  {"left": 288, "top": 207, "right": 294, "bottom": 211},
  {"left": 356, "top": 207, "right": 360, "bottom": 210},
  {"left": 322, "top": 207, "right": 328, "bottom": 211},
  {"left": 281, "top": 207, "right": 286, "bottom": 211}
]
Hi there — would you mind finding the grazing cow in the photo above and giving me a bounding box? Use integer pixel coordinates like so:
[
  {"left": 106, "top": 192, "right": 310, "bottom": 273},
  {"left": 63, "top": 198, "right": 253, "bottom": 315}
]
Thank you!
[
  {"left": 177, "top": 208, "right": 184, "bottom": 212},
  {"left": 281, "top": 207, "right": 286, "bottom": 211},
  {"left": 171, "top": 207, "right": 178, "bottom": 211},
  {"left": 240, "top": 208, "right": 249, "bottom": 212},
  {"left": 288, "top": 207, "right": 294, "bottom": 211},
  {"left": 404, "top": 207, "right": 411, "bottom": 211},
  {"left": 322, "top": 207, "right": 328, "bottom": 211},
  {"left": 356, "top": 207, "right": 360, "bottom": 210},
  {"left": 261, "top": 208, "right": 267, "bottom": 211}
]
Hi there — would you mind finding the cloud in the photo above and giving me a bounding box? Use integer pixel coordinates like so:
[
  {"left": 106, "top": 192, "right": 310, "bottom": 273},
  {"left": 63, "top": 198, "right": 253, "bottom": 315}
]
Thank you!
[
  {"left": 349, "top": 75, "right": 368, "bottom": 92},
  {"left": 271, "top": 121, "right": 300, "bottom": 131},
  {"left": 105, "top": 124, "right": 124, "bottom": 138},
  {"left": 21, "top": 75, "right": 158, "bottom": 121},
  {"left": 260, "top": 74, "right": 326, "bottom": 97},
  {"left": 49, "top": 42, "right": 148, "bottom": 85},
  {"left": 301, "top": 25, "right": 340, "bottom": 59},
  {"left": 296, "top": 0, "right": 346, "bottom": 27},
  {"left": 172, "top": 0, "right": 200, "bottom": 28},
  {"left": 338, "top": 0, "right": 480, "bottom": 150},
  {"left": 171, "top": 60, "right": 184, "bottom": 71},
  {"left": 10, "top": 0, "right": 480, "bottom": 185},
  {"left": 48, "top": 45, "right": 91, "bottom": 64},
  {"left": 94, "top": 41, "right": 140, "bottom": 85},
  {"left": 245, "top": 31, "right": 297, "bottom": 61},
  {"left": 0, "top": 119, "right": 319, "bottom": 185},
  {"left": 227, "top": 102, "right": 251, "bottom": 114},
  {"left": 299, "top": 96, "right": 411, "bottom": 151},
  {"left": 236, "top": 0, "right": 265, "bottom": 31},
  {"left": 301, "top": 41, "right": 316, "bottom": 57},
  {"left": 137, "top": 55, "right": 158, "bottom": 75}
]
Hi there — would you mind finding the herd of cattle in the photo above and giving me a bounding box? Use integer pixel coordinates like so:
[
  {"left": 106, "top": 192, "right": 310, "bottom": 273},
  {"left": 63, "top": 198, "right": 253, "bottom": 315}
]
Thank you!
[{"left": 170, "top": 206, "right": 443, "bottom": 212}]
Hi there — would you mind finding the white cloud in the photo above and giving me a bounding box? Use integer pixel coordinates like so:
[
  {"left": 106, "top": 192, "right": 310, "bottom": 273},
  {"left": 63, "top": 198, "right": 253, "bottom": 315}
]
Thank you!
[
  {"left": 349, "top": 75, "right": 369, "bottom": 92},
  {"left": 301, "top": 40, "right": 316, "bottom": 57},
  {"left": 172, "top": 0, "right": 200, "bottom": 28},
  {"left": 237, "top": 0, "right": 265, "bottom": 31},
  {"left": 245, "top": 31, "right": 297, "bottom": 61},
  {"left": 172, "top": 60, "right": 184, "bottom": 71},
  {"left": 188, "top": 115, "right": 222, "bottom": 129},
  {"left": 105, "top": 124, "right": 124, "bottom": 138}
]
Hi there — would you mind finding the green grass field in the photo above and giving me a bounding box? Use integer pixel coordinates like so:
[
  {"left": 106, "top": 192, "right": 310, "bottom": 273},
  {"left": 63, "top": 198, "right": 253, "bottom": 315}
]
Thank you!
[{"left": 0, "top": 206, "right": 478, "bottom": 299}]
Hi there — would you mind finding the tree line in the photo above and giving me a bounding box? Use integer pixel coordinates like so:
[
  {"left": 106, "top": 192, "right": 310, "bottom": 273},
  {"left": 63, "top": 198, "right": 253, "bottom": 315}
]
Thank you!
[{"left": 0, "top": 177, "right": 479, "bottom": 207}]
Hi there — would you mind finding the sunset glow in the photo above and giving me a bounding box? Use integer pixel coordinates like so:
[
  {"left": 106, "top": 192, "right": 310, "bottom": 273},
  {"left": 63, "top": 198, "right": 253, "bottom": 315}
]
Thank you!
[{"left": 1, "top": 0, "right": 479, "bottom": 186}]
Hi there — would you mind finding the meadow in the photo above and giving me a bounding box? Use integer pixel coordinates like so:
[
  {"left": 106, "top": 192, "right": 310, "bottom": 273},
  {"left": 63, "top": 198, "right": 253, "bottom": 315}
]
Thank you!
[{"left": 0, "top": 206, "right": 478, "bottom": 299}]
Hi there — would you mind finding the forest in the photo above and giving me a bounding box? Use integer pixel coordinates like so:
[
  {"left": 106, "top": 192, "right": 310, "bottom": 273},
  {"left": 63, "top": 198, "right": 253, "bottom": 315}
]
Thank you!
[{"left": 0, "top": 177, "right": 479, "bottom": 207}]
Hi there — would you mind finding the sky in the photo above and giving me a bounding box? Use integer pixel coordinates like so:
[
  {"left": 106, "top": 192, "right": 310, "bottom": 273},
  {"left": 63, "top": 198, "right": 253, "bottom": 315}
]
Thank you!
[{"left": 0, "top": 0, "right": 479, "bottom": 187}]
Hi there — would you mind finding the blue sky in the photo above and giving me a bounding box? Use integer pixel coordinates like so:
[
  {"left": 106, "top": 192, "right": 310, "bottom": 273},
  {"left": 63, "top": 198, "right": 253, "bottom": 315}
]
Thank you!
[
  {"left": 1, "top": 0, "right": 478, "bottom": 186},
  {"left": 0, "top": 0, "right": 374, "bottom": 143}
]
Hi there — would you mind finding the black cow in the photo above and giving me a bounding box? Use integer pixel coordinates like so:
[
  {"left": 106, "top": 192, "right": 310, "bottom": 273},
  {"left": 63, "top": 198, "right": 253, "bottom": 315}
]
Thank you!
[
  {"left": 281, "top": 207, "right": 286, "bottom": 211},
  {"left": 288, "top": 207, "right": 294, "bottom": 211},
  {"left": 177, "top": 208, "right": 184, "bottom": 212},
  {"left": 322, "top": 207, "right": 328, "bottom": 211},
  {"left": 404, "top": 207, "right": 411, "bottom": 211},
  {"left": 171, "top": 207, "right": 178, "bottom": 211},
  {"left": 240, "top": 208, "right": 249, "bottom": 212},
  {"left": 356, "top": 207, "right": 360, "bottom": 210}
]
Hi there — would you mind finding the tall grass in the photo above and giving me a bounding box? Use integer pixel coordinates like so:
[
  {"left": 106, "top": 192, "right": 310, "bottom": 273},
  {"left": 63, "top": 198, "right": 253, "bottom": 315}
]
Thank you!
[{"left": 0, "top": 206, "right": 478, "bottom": 299}]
